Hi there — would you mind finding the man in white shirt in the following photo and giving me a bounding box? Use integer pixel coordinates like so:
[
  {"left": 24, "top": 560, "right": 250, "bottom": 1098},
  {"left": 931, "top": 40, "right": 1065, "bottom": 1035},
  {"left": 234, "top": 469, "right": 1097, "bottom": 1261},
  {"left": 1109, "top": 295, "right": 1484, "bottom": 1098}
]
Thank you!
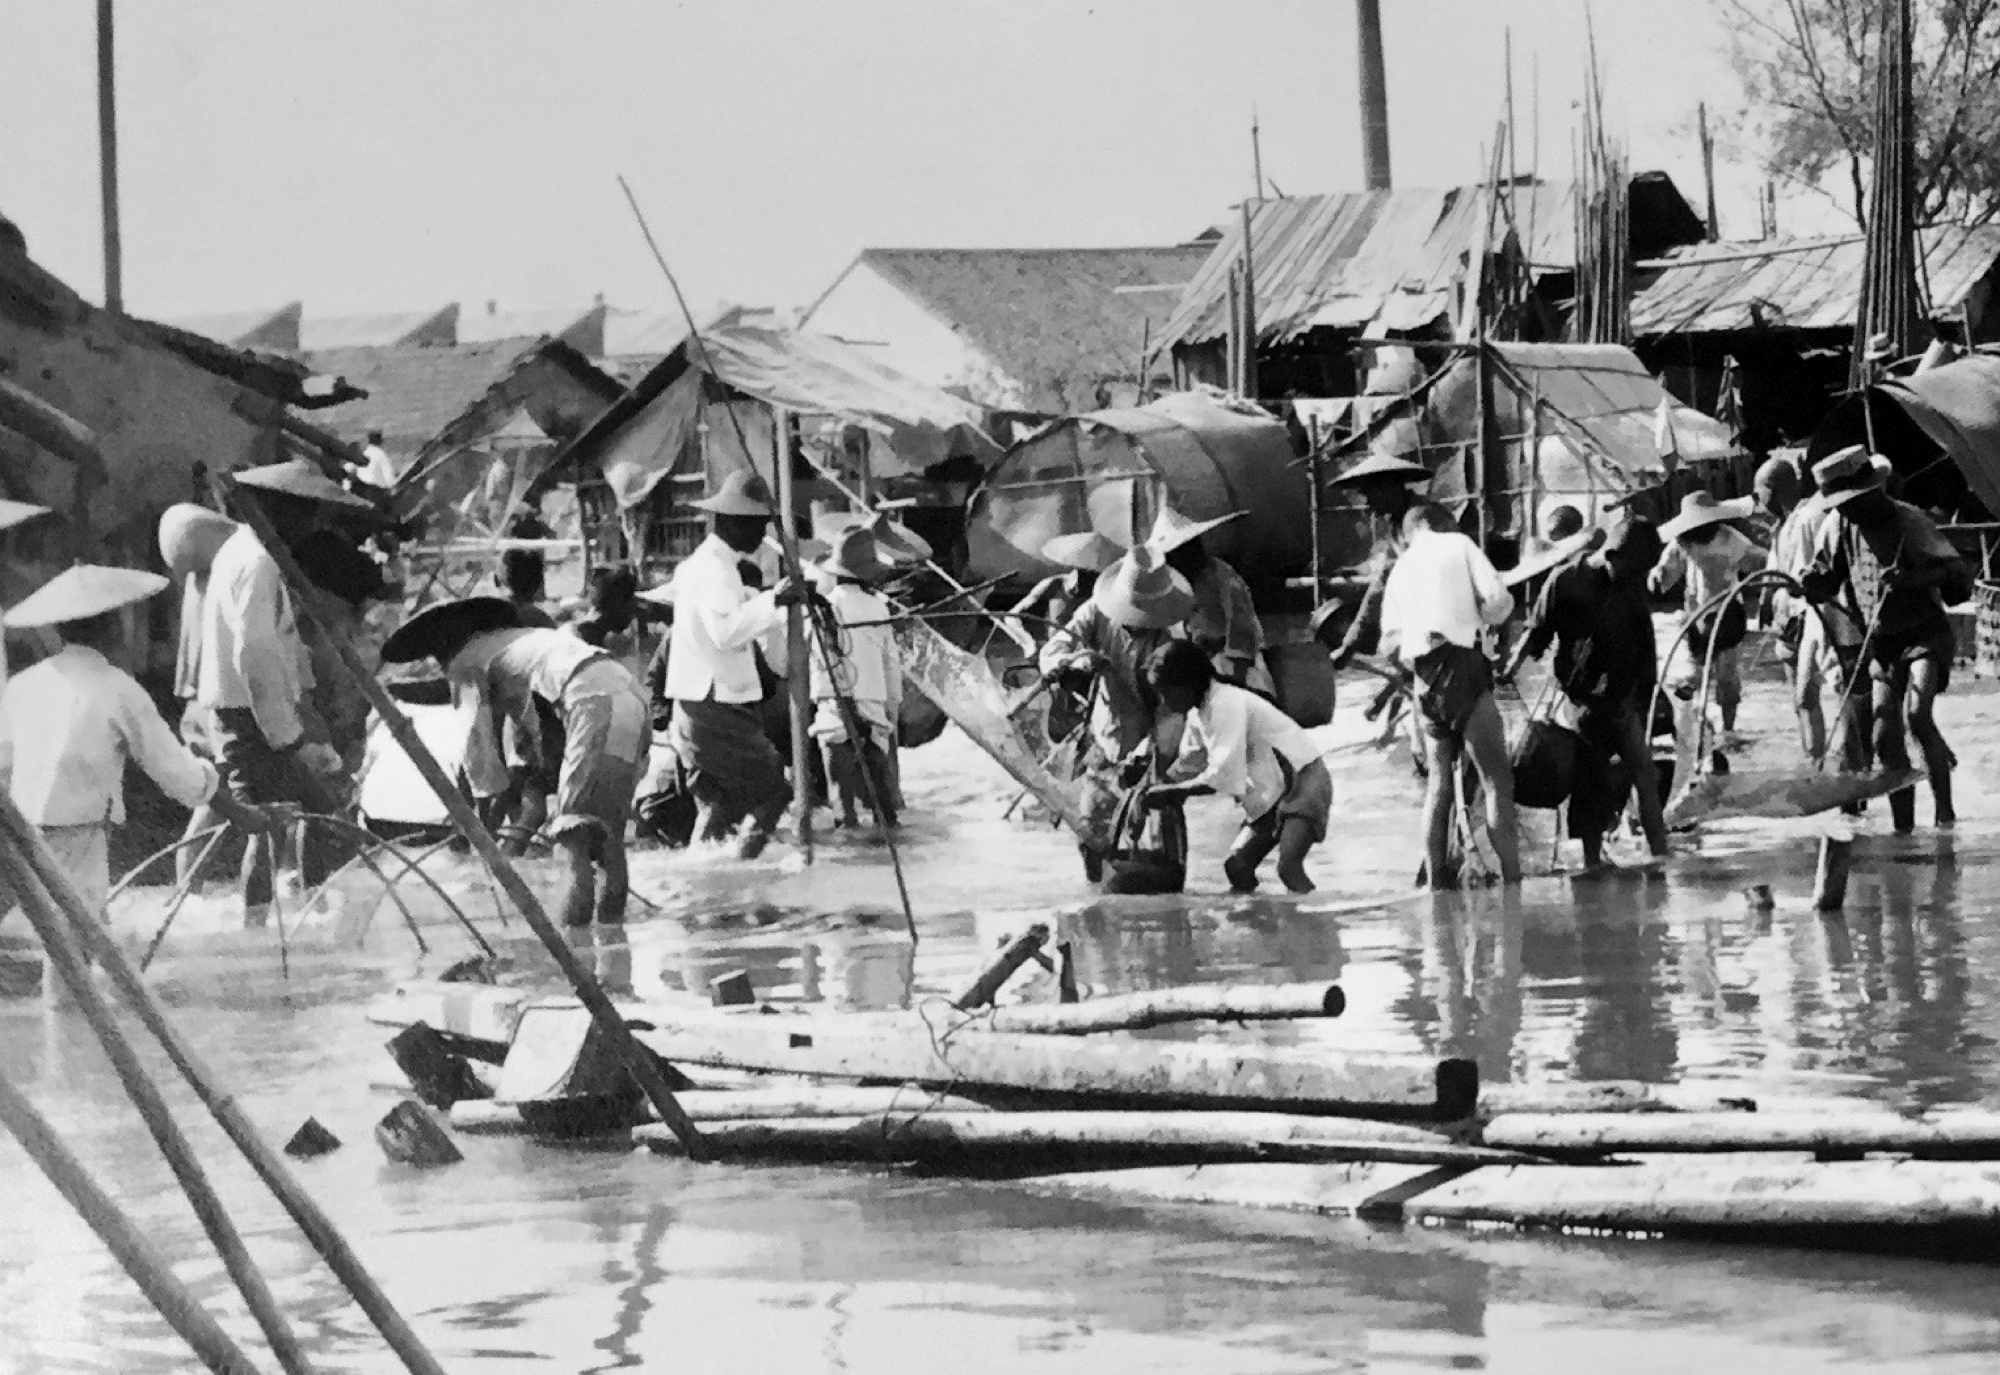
[
  {"left": 201, "top": 458, "right": 371, "bottom": 924},
  {"left": 807, "top": 524, "right": 902, "bottom": 829},
  {"left": 663, "top": 470, "right": 803, "bottom": 857},
  {"left": 1379, "top": 504, "right": 1521, "bottom": 888},
  {"left": 1145, "top": 640, "right": 1329, "bottom": 893},
  {"left": 1, "top": 566, "right": 270, "bottom": 998},
  {"left": 355, "top": 430, "right": 398, "bottom": 492}
]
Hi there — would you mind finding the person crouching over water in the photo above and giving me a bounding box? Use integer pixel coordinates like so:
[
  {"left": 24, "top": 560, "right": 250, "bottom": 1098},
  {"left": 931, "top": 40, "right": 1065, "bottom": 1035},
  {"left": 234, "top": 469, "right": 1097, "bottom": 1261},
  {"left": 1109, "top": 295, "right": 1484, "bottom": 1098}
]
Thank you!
[
  {"left": 1, "top": 567, "right": 272, "bottom": 999},
  {"left": 382, "top": 599, "right": 650, "bottom": 927},
  {"left": 1379, "top": 504, "right": 1521, "bottom": 888},
  {"left": 1143, "top": 639, "right": 1329, "bottom": 893}
]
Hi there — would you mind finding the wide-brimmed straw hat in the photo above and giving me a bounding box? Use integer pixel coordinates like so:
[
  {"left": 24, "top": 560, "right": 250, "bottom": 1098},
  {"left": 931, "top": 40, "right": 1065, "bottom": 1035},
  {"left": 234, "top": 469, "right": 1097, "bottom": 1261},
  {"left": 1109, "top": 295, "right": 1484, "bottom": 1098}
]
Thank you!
[
  {"left": 1143, "top": 505, "right": 1245, "bottom": 555},
  {"left": 1659, "top": 491, "right": 1755, "bottom": 542},
  {"left": 1328, "top": 453, "right": 1431, "bottom": 487},
  {"left": 691, "top": 470, "right": 775, "bottom": 517},
  {"left": 813, "top": 509, "right": 932, "bottom": 566},
  {"left": 380, "top": 596, "right": 521, "bottom": 664},
  {"left": 4, "top": 565, "right": 169, "bottom": 629},
  {"left": 1811, "top": 443, "right": 1873, "bottom": 492},
  {"left": 1091, "top": 542, "right": 1195, "bottom": 630},
  {"left": 1502, "top": 527, "right": 1605, "bottom": 589},
  {"left": 158, "top": 504, "right": 239, "bottom": 582},
  {"left": 1042, "top": 530, "right": 1126, "bottom": 573},
  {"left": 231, "top": 457, "right": 374, "bottom": 509},
  {"left": 0, "top": 498, "right": 50, "bottom": 533},
  {"left": 815, "top": 525, "right": 893, "bottom": 583}
]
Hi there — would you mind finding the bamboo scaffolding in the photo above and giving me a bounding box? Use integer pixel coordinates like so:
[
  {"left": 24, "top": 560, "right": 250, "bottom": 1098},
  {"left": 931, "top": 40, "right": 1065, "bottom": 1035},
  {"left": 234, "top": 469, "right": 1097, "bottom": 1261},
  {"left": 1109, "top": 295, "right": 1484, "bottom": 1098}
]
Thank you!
[
  {"left": 0, "top": 796, "right": 450, "bottom": 1375},
  {"left": 0, "top": 826, "right": 310, "bottom": 1375},
  {"left": 0, "top": 1064, "right": 266, "bottom": 1375}
]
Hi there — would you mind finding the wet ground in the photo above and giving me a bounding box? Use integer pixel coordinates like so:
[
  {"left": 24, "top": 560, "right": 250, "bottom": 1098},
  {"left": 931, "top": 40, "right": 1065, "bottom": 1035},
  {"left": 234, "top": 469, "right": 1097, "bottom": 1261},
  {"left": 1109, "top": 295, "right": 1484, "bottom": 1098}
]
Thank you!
[{"left": 5, "top": 646, "right": 2000, "bottom": 1372}]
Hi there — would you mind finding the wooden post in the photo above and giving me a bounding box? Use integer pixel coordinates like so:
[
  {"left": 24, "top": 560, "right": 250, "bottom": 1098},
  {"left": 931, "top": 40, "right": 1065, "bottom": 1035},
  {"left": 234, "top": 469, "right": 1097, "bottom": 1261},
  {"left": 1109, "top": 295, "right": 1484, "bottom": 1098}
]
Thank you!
[
  {"left": 1474, "top": 340, "right": 1494, "bottom": 548},
  {"left": 0, "top": 1065, "right": 266, "bottom": 1375},
  {"left": 96, "top": 0, "right": 122, "bottom": 312},
  {"left": 1239, "top": 200, "right": 1259, "bottom": 401},
  {"left": 0, "top": 834, "right": 310, "bottom": 1375},
  {"left": 1697, "top": 101, "right": 1720, "bottom": 240},
  {"left": 1813, "top": 833, "right": 1853, "bottom": 912},
  {"left": 1307, "top": 433, "right": 1324, "bottom": 605},
  {"left": 215, "top": 476, "right": 706, "bottom": 1163},
  {"left": 1225, "top": 267, "right": 1242, "bottom": 398},
  {"left": 772, "top": 407, "right": 814, "bottom": 858}
]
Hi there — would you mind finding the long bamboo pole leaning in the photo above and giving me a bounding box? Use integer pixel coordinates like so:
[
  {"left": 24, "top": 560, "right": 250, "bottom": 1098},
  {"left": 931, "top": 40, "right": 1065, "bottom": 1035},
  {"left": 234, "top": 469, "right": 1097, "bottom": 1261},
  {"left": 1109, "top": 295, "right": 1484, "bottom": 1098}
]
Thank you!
[
  {"left": 0, "top": 1063, "right": 267, "bottom": 1375},
  {"left": 213, "top": 473, "right": 707, "bottom": 1164},
  {"left": 773, "top": 406, "right": 815, "bottom": 863},
  {"left": 0, "top": 800, "right": 448, "bottom": 1375},
  {"left": 0, "top": 828, "right": 311, "bottom": 1375}
]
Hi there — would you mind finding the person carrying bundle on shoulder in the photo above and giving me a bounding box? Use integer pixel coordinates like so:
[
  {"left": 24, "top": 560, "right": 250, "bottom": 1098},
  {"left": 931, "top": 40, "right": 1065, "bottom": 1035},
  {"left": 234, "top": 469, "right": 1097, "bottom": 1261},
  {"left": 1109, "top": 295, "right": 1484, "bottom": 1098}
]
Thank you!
[{"left": 1142, "top": 639, "right": 1329, "bottom": 893}]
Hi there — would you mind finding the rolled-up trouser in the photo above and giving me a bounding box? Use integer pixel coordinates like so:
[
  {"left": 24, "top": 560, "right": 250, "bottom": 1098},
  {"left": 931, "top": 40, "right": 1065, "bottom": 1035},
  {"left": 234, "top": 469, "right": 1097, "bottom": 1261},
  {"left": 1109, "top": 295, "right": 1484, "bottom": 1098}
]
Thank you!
[{"left": 210, "top": 707, "right": 341, "bottom": 909}]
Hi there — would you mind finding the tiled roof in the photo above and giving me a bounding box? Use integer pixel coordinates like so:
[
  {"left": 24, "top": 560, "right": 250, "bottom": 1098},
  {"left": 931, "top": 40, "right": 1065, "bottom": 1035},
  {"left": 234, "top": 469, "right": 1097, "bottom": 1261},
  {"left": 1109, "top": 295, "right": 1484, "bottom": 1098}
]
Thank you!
[
  {"left": 827, "top": 246, "right": 1211, "bottom": 410},
  {"left": 304, "top": 337, "right": 605, "bottom": 451}
]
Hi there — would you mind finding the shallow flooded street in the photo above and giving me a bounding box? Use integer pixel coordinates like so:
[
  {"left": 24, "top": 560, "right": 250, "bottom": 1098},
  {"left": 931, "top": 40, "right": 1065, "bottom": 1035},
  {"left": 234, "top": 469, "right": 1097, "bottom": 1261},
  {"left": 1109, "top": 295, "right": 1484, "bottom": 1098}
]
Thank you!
[{"left": 6, "top": 663, "right": 2000, "bottom": 1373}]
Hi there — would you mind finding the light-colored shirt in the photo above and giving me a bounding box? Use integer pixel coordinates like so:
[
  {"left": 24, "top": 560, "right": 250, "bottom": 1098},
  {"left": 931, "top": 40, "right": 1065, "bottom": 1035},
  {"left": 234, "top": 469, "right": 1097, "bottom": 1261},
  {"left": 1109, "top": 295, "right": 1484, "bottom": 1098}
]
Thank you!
[
  {"left": 1650, "top": 526, "right": 1763, "bottom": 615},
  {"left": 662, "top": 535, "right": 785, "bottom": 704},
  {"left": 0, "top": 644, "right": 218, "bottom": 827},
  {"left": 1378, "top": 528, "right": 1513, "bottom": 667},
  {"left": 1766, "top": 495, "right": 1830, "bottom": 628},
  {"left": 196, "top": 525, "right": 310, "bottom": 749},
  {"left": 809, "top": 582, "right": 900, "bottom": 712},
  {"left": 1170, "top": 682, "right": 1322, "bottom": 820},
  {"left": 447, "top": 626, "right": 612, "bottom": 797}
]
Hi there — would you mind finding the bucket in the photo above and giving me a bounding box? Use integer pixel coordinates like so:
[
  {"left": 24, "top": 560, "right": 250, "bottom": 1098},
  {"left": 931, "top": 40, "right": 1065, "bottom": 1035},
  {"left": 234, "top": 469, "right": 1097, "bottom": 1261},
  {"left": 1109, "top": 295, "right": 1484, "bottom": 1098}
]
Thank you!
[{"left": 1266, "top": 640, "right": 1335, "bottom": 727}]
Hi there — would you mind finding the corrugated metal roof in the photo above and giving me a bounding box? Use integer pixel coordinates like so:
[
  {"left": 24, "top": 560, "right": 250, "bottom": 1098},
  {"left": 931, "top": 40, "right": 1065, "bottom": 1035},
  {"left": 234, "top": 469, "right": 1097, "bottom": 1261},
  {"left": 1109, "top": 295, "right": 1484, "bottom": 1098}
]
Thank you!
[
  {"left": 457, "top": 304, "right": 599, "bottom": 345},
  {"left": 1629, "top": 225, "right": 2000, "bottom": 338},
  {"left": 163, "top": 302, "right": 301, "bottom": 351},
  {"left": 298, "top": 305, "right": 458, "bottom": 351},
  {"left": 1161, "top": 182, "right": 1584, "bottom": 348}
]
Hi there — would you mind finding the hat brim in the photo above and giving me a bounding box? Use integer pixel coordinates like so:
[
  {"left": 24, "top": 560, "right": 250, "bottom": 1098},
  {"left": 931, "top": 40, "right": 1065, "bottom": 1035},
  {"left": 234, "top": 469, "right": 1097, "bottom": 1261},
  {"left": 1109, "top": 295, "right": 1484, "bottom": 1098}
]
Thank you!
[
  {"left": 1146, "top": 509, "right": 1246, "bottom": 554},
  {"left": 233, "top": 464, "right": 375, "bottom": 511},
  {"left": 0, "top": 498, "right": 51, "bottom": 533},
  {"left": 5, "top": 567, "right": 170, "bottom": 629},
  {"left": 1502, "top": 528, "right": 1605, "bottom": 588},
  {"left": 1328, "top": 455, "right": 1431, "bottom": 487},
  {"left": 1092, "top": 567, "right": 1196, "bottom": 630},
  {"left": 1042, "top": 531, "right": 1127, "bottom": 572},
  {"left": 380, "top": 596, "right": 522, "bottom": 664},
  {"left": 1660, "top": 497, "right": 1754, "bottom": 542}
]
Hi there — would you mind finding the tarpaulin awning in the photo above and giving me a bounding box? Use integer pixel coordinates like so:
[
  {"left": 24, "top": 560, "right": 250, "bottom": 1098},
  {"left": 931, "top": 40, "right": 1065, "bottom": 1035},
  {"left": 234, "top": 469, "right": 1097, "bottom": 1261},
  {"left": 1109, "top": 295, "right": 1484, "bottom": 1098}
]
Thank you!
[
  {"left": 568, "top": 324, "right": 999, "bottom": 511},
  {"left": 1808, "top": 352, "right": 2000, "bottom": 520}
]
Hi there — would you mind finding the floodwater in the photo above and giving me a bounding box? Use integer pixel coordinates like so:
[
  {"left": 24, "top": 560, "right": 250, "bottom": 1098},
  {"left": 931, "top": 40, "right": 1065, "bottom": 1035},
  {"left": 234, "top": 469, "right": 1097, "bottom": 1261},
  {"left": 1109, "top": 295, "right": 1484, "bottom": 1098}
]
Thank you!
[{"left": 6, "top": 653, "right": 2000, "bottom": 1373}]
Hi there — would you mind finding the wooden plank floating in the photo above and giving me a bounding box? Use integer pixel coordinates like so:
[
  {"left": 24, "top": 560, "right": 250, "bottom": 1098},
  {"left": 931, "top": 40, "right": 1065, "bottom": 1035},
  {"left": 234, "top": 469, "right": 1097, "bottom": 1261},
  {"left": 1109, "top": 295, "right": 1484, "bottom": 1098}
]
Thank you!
[
  {"left": 632, "top": 1006, "right": 1476, "bottom": 1120},
  {"left": 629, "top": 1110, "right": 1530, "bottom": 1169},
  {"left": 451, "top": 1086, "right": 1000, "bottom": 1135},
  {"left": 954, "top": 923, "right": 1051, "bottom": 1009},
  {"left": 1484, "top": 1112, "right": 2000, "bottom": 1160},
  {"left": 1479, "top": 1082, "right": 1757, "bottom": 1118},
  {"left": 962, "top": 983, "right": 1345, "bottom": 1035}
]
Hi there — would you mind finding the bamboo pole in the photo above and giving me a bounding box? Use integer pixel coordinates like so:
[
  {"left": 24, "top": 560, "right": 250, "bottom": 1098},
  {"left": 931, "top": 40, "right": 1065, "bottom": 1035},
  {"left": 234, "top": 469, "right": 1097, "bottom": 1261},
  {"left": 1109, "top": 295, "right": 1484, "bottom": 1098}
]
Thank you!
[
  {"left": 213, "top": 474, "right": 704, "bottom": 1164},
  {"left": 772, "top": 406, "right": 815, "bottom": 861},
  {"left": 1239, "top": 200, "right": 1259, "bottom": 401},
  {"left": 0, "top": 1065, "right": 266, "bottom": 1375},
  {"left": 0, "top": 832, "right": 310, "bottom": 1375},
  {"left": 0, "top": 799, "right": 450, "bottom": 1375},
  {"left": 96, "top": 0, "right": 122, "bottom": 312},
  {"left": 962, "top": 982, "right": 1345, "bottom": 1035}
]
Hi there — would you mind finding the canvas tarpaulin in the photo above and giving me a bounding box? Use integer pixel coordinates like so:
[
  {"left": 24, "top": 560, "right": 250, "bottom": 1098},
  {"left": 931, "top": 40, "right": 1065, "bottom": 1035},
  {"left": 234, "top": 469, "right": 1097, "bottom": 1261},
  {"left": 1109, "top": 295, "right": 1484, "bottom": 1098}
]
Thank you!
[
  {"left": 1857, "top": 354, "right": 2000, "bottom": 517},
  {"left": 590, "top": 325, "right": 997, "bottom": 511},
  {"left": 964, "top": 390, "right": 1310, "bottom": 584}
]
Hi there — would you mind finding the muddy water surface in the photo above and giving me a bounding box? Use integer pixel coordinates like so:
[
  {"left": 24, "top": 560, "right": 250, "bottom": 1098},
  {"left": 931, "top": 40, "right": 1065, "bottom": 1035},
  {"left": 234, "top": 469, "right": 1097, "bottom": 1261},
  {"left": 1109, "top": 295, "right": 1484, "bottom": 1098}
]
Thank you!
[{"left": 4, "top": 671, "right": 2000, "bottom": 1372}]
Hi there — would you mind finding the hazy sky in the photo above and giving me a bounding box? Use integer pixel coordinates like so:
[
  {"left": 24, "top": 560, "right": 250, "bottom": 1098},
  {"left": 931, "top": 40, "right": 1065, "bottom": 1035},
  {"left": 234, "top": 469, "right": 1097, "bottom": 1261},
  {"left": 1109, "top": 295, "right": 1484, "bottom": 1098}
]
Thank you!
[{"left": 0, "top": 1, "right": 1828, "bottom": 322}]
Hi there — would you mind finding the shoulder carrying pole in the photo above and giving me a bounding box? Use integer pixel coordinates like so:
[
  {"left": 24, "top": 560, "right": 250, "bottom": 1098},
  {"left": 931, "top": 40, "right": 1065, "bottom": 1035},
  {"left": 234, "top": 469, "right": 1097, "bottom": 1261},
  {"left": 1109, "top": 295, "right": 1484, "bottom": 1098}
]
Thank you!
[{"left": 216, "top": 474, "right": 707, "bottom": 1164}]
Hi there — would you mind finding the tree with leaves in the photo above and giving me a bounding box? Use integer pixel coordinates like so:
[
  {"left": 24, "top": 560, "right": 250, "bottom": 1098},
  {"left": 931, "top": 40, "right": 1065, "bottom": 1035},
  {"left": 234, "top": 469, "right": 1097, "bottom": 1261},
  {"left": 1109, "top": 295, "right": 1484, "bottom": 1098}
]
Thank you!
[{"left": 1719, "top": 0, "right": 2000, "bottom": 225}]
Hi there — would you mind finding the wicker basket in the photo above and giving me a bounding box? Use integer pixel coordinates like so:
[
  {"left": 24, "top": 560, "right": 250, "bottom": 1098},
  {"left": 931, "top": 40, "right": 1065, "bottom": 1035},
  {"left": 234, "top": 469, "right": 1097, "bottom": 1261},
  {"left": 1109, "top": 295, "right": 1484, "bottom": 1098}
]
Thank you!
[{"left": 1976, "top": 580, "right": 2000, "bottom": 678}]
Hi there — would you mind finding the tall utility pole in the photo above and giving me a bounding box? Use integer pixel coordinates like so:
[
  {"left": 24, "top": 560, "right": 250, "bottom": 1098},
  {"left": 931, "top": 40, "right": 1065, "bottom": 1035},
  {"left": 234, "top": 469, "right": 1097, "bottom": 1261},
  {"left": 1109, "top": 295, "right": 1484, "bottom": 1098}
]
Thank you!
[
  {"left": 97, "top": 0, "right": 123, "bottom": 312},
  {"left": 1355, "top": 0, "right": 1392, "bottom": 189}
]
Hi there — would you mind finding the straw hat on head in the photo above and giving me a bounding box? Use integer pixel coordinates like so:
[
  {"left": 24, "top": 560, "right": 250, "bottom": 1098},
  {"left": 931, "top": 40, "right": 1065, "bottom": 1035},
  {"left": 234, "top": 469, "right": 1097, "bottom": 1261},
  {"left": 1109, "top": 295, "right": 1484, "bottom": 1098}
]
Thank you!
[
  {"left": 1811, "top": 443, "right": 1871, "bottom": 492},
  {"left": 1659, "top": 491, "right": 1755, "bottom": 542},
  {"left": 379, "top": 596, "right": 521, "bottom": 664},
  {"left": 1143, "top": 505, "right": 1245, "bottom": 555},
  {"left": 1042, "top": 530, "right": 1126, "bottom": 573},
  {"left": 1825, "top": 453, "right": 1899, "bottom": 509},
  {"left": 815, "top": 525, "right": 892, "bottom": 584},
  {"left": 0, "top": 498, "right": 50, "bottom": 533},
  {"left": 1091, "top": 542, "right": 1195, "bottom": 630},
  {"left": 1328, "top": 453, "right": 1431, "bottom": 487},
  {"left": 691, "top": 470, "right": 775, "bottom": 517},
  {"left": 4, "top": 565, "right": 169, "bottom": 629},
  {"left": 1503, "top": 527, "right": 1605, "bottom": 589},
  {"left": 158, "top": 503, "right": 239, "bottom": 582},
  {"left": 232, "top": 457, "right": 374, "bottom": 510}
]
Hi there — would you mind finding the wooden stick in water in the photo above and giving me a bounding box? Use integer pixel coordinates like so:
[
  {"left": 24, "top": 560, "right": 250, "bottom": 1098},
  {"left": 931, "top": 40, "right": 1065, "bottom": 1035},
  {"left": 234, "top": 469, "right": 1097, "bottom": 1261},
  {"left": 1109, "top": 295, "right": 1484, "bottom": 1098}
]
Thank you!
[
  {"left": 0, "top": 796, "right": 453, "bottom": 1375},
  {"left": 0, "top": 1063, "right": 268, "bottom": 1375},
  {"left": 0, "top": 831, "right": 311, "bottom": 1375},
  {"left": 963, "top": 982, "right": 1345, "bottom": 1035},
  {"left": 217, "top": 474, "right": 705, "bottom": 1159},
  {"left": 954, "top": 923, "right": 1051, "bottom": 1009}
]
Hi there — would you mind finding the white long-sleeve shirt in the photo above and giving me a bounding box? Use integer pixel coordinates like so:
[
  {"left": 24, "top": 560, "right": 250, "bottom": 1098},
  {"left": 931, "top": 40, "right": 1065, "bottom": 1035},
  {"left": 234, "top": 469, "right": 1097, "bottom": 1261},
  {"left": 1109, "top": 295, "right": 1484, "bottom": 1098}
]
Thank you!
[
  {"left": 1169, "top": 682, "right": 1322, "bottom": 820},
  {"left": 196, "top": 525, "right": 311, "bottom": 748},
  {"left": 1378, "top": 528, "right": 1513, "bottom": 667},
  {"left": 662, "top": 534, "right": 785, "bottom": 704},
  {"left": 0, "top": 644, "right": 219, "bottom": 826},
  {"left": 447, "top": 627, "right": 614, "bottom": 798},
  {"left": 808, "top": 582, "right": 900, "bottom": 714}
]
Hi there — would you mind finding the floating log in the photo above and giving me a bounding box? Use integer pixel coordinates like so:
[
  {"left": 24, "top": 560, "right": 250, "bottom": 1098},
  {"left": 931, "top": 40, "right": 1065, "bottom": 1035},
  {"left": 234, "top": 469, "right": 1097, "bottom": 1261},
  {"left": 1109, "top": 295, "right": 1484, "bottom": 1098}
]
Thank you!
[
  {"left": 1484, "top": 1112, "right": 2000, "bottom": 1160},
  {"left": 1478, "top": 1082, "right": 1756, "bottom": 1119},
  {"left": 632, "top": 1110, "right": 1525, "bottom": 1169},
  {"left": 965, "top": 982, "right": 1345, "bottom": 1036},
  {"left": 632, "top": 1005, "right": 1475, "bottom": 1120},
  {"left": 375, "top": 1101, "right": 462, "bottom": 1167},
  {"left": 955, "top": 923, "right": 1051, "bottom": 1009},
  {"left": 451, "top": 1085, "right": 998, "bottom": 1135},
  {"left": 387, "top": 1023, "right": 493, "bottom": 1110},
  {"left": 283, "top": 1119, "right": 342, "bottom": 1159}
]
